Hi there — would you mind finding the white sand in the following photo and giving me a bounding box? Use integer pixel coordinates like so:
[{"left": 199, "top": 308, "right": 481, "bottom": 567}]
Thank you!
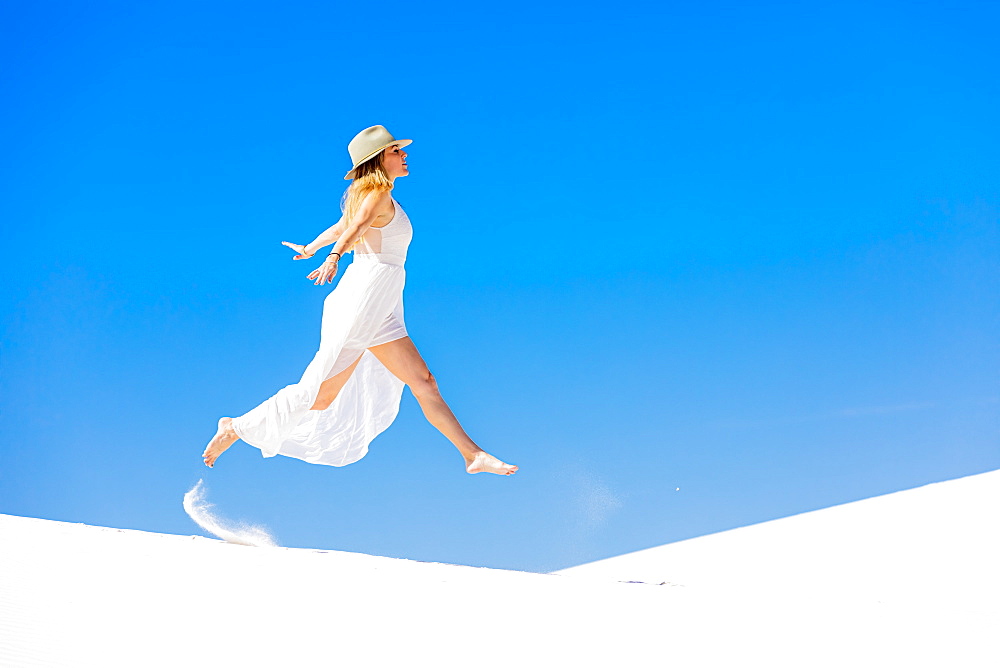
[
  {"left": 1, "top": 469, "right": 997, "bottom": 666},
  {"left": 182, "top": 479, "right": 276, "bottom": 547}
]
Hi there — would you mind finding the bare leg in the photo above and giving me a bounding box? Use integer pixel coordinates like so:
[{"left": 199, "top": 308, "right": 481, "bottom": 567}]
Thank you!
[
  {"left": 310, "top": 352, "right": 364, "bottom": 410},
  {"left": 202, "top": 353, "right": 363, "bottom": 467},
  {"left": 368, "top": 337, "right": 518, "bottom": 475}
]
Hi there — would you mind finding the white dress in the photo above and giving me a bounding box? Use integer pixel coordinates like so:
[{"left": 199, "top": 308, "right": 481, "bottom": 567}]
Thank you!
[{"left": 231, "top": 197, "right": 413, "bottom": 466}]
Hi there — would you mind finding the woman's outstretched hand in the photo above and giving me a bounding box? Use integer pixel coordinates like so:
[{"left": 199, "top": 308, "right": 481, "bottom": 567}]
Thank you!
[
  {"left": 281, "top": 241, "right": 314, "bottom": 260},
  {"left": 307, "top": 258, "right": 339, "bottom": 286}
]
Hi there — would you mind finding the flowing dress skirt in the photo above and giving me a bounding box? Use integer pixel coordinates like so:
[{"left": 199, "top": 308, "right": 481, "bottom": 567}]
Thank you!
[{"left": 231, "top": 255, "right": 407, "bottom": 466}]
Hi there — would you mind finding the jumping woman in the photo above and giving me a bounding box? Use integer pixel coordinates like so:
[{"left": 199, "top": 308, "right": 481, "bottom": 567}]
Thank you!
[{"left": 201, "top": 125, "right": 518, "bottom": 476}]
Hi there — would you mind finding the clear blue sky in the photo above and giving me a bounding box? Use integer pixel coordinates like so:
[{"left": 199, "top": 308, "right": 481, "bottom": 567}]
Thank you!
[{"left": 2, "top": 0, "right": 997, "bottom": 572}]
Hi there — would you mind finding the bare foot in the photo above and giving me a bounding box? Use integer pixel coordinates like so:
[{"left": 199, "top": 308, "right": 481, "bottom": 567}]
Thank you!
[
  {"left": 202, "top": 418, "right": 239, "bottom": 468},
  {"left": 465, "top": 451, "right": 518, "bottom": 476}
]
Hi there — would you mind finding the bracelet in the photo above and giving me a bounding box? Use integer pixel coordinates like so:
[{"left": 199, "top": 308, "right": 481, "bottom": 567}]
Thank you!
[{"left": 325, "top": 252, "right": 341, "bottom": 263}]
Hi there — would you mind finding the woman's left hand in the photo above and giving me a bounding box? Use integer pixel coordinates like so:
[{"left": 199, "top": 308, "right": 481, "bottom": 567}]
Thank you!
[
  {"left": 307, "top": 258, "right": 339, "bottom": 285},
  {"left": 281, "top": 241, "right": 314, "bottom": 260}
]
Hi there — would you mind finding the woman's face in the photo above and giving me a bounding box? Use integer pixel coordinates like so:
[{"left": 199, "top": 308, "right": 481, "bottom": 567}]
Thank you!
[{"left": 382, "top": 145, "right": 409, "bottom": 178}]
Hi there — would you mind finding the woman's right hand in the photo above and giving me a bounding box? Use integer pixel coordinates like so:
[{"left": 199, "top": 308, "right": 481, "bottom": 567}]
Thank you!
[
  {"left": 281, "top": 241, "right": 314, "bottom": 260},
  {"left": 307, "top": 257, "right": 339, "bottom": 286}
]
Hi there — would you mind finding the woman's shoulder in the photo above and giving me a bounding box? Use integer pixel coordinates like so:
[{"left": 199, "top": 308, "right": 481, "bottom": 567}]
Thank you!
[
  {"left": 359, "top": 187, "right": 393, "bottom": 205},
  {"left": 366, "top": 189, "right": 397, "bottom": 227},
  {"left": 355, "top": 188, "right": 392, "bottom": 214}
]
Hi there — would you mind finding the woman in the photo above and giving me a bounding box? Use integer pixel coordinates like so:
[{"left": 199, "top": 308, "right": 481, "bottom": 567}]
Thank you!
[{"left": 201, "top": 125, "right": 517, "bottom": 476}]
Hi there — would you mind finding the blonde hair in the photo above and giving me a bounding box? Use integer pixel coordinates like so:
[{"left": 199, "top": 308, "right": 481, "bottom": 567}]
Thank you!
[{"left": 341, "top": 151, "right": 393, "bottom": 251}]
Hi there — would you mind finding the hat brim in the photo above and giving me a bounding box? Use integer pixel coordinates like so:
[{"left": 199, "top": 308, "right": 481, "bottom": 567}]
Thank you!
[{"left": 344, "top": 139, "right": 412, "bottom": 180}]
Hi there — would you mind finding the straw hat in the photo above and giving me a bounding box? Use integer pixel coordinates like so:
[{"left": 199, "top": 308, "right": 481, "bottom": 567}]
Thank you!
[{"left": 344, "top": 125, "right": 412, "bottom": 180}]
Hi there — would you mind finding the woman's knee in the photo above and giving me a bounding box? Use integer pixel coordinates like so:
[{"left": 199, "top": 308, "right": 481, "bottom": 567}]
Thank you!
[{"left": 408, "top": 368, "right": 439, "bottom": 399}]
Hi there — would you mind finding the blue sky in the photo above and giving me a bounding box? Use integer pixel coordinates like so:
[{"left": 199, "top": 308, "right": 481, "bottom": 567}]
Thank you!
[{"left": 1, "top": 0, "right": 997, "bottom": 572}]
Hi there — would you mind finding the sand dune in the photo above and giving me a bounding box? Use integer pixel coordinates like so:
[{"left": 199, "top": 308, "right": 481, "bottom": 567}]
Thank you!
[
  {"left": 558, "top": 470, "right": 1000, "bottom": 607},
  {"left": 1, "top": 470, "right": 997, "bottom": 666}
]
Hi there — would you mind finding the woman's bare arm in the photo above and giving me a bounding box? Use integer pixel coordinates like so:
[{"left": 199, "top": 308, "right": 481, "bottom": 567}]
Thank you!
[
  {"left": 330, "top": 191, "right": 391, "bottom": 256},
  {"left": 282, "top": 216, "right": 347, "bottom": 259},
  {"left": 308, "top": 190, "right": 391, "bottom": 285},
  {"left": 304, "top": 217, "right": 347, "bottom": 254}
]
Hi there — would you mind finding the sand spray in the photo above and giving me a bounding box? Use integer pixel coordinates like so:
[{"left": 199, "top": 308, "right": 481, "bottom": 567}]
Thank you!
[{"left": 183, "top": 479, "right": 277, "bottom": 547}]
